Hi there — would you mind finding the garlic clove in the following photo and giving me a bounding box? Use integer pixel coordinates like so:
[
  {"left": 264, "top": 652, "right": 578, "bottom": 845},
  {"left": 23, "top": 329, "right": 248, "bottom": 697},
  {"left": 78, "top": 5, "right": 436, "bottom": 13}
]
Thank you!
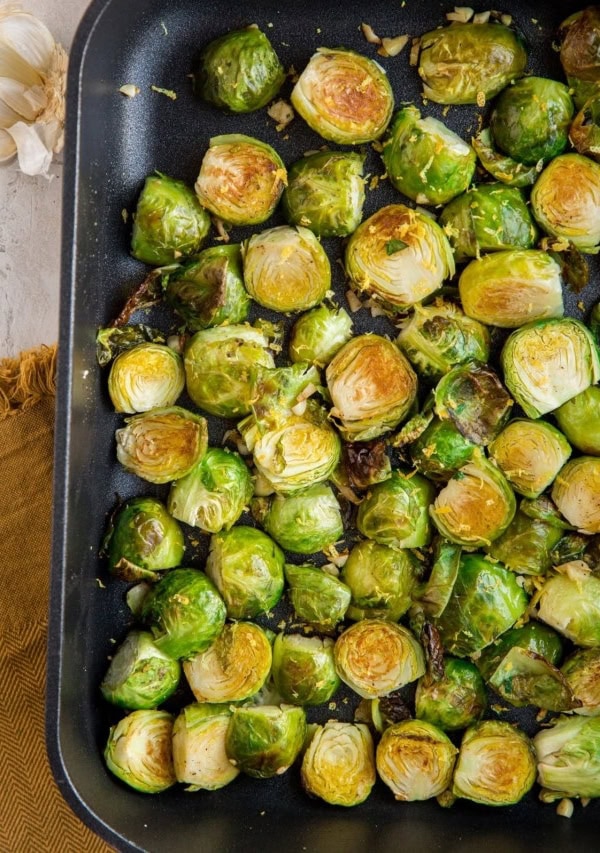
[
  {"left": 0, "top": 75, "right": 46, "bottom": 120},
  {"left": 0, "top": 125, "right": 16, "bottom": 161},
  {"left": 0, "top": 8, "right": 55, "bottom": 72},
  {"left": 0, "top": 41, "right": 42, "bottom": 86},
  {"left": 5, "top": 118, "right": 52, "bottom": 175},
  {"left": 0, "top": 91, "right": 23, "bottom": 127}
]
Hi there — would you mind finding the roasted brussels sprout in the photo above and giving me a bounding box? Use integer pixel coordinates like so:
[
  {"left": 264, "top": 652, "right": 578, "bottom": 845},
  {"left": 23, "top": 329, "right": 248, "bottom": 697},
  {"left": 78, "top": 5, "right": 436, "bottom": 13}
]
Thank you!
[
  {"left": 284, "top": 563, "right": 351, "bottom": 633},
  {"left": 255, "top": 483, "right": 343, "bottom": 554},
  {"left": 115, "top": 406, "right": 208, "bottom": 485},
  {"left": 272, "top": 634, "right": 340, "bottom": 706},
  {"left": 205, "top": 526, "right": 284, "bottom": 620},
  {"left": 531, "top": 153, "right": 600, "bottom": 252},
  {"left": 487, "top": 510, "right": 564, "bottom": 576},
  {"left": 430, "top": 455, "right": 516, "bottom": 548},
  {"left": 168, "top": 448, "right": 252, "bottom": 534},
  {"left": 418, "top": 23, "right": 527, "bottom": 105},
  {"left": 501, "top": 318, "right": 600, "bottom": 419},
  {"left": 490, "top": 77, "right": 573, "bottom": 166},
  {"left": 172, "top": 703, "right": 239, "bottom": 791},
  {"left": 570, "top": 92, "right": 600, "bottom": 160},
  {"left": 411, "top": 418, "right": 476, "bottom": 482},
  {"left": 291, "top": 48, "right": 393, "bottom": 144},
  {"left": 141, "top": 568, "right": 227, "bottom": 660},
  {"left": 131, "top": 173, "right": 211, "bottom": 266},
  {"left": 193, "top": 26, "right": 284, "bottom": 113},
  {"left": 289, "top": 303, "right": 353, "bottom": 367},
  {"left": 520, "top": 494, "right": 573, "bottom": 530},
  {"left": 104, "top": 710, "right": 176, "bottom": 794},
  {"left": 242, "top": 225, "right": 331, "bottom": 313},
  {"left": 341, "top": 540, "right": 418, "bottom": 622},
  {"left": 382, "top": 106, "right": 476, "bottom": 206},
  {"left": 440, "top": 183, "right": 537, "bottom": 261},
  {"left": 533, "top": 565, "right": 600, "bottom": 647},
  {"left": 534, "top": 715, "right": 600, "bottom": 801},
  {"left": 554, "top": 387, "right": 600, "bottom": 455},
  {"left": 183, "top": 622, "right": 272, "bottom": 703},
  {"left": 184, "top": 323, "right": 275, "bottom": 418},
  {"left": 434, "top": 363, "right": 513, "bottom": 446},
  {"left": 100, "top": 630, "right": 181, "bottom": 710},
  {"left": 376, "top": 720, "right": 457, "bottom": 801},
  {"left": 225, "top": 704, "right": 306, "bottom": 779},
  {"left": 334, "top": 619, "right": 425, "bottom": 698},
  {"left": 340, "top": 438, "right": 392, "bottom": 491},
  {"left": 195, "top": 134, "right": 286, "bottom": 226},
  {"left": 282, "top": 151, "right": 366, "bottom": 237},
  {"left": 562, "top": 648, "right": 600, "bottom": 716},
  {"left": 397, "top": 302, "right": 490, "bottom": 380},
  {"left": 108, "top": 343, "right": 184, "bottom": 413},
  {"left": 560, "top": 6, "right": 600, "bottom": 108},
  {"left": 415, "top": 539, "right": 461, "bottom": 619},
  {"left": 452, "top": 720, "right": 536, "bottom": 806},
  {"left": 489, "top": 419, "right": 571, "bottom": 499},
  {"left": 301, "top": 722, "right": 376, "bottom": 806},
  {"left": 459, "top": 250, "right": 564, "bottom": 329},
  {"left": 415, "top": 658, "right": 486, "bottom": 731},
  {"left": 250, "top": 362, "right": 321, "bottom": 422},
  {"left": 472, "top": 128, "right": 542, "bottom": 188},
  {"left": 356, "top": 470, "right": 434, "bottom": 550},
  {"left": 477, "top": 622, "right": 563, "bottom": 680},
  {"left": 434, "top": 553, "right": 527, "bottom": 657},
  {"left": 102, "top": 496, "right": 184, "bottom": 581},
  {"left": 345, "top": 205, "right": 455, "bottom": 312},
  {"left": 552, "top": 457, "right": 600, "bottom": 533},
  {"left": 163, "top": 244, "right": 250, "bottom": 330},
  {"left": 326, "top": 335, "right": 417, "bottom": 441}
]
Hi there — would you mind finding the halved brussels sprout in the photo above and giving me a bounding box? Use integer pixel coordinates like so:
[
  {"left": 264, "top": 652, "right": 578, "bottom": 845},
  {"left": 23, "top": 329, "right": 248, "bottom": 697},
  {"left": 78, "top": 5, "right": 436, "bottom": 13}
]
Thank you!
[
  {"left": 415, "top": 539, "right": 461, "bottom": 619},
  {"left": 272, "top": 634, "right": 340, "bottom": 706},
  {"left": 418, "top": 23, "right": 527, "bottom": 105},
  {"left": 326, "top": 335, "right": 417, "bottom": 441},
  {"left": 115, "top": 406, "right": 208, "bottom": 485},
  {"left": 376, "top": 720, "right": 457, "bottom": 801},
  {"left": 100, "top": 630, "right": 181, "bottom": 710},
  {"left": 195, "top": 134, "right": 287, "bottom": 226},
  {"left": 459, "top": 250, "right": 564, "bottom": 329},
  {"left": 255, "top": 483, "right": 343, "bottom": 554},
  {"left": 108, "top": 343, "right": 184, "bottom": 413},
  {"left": 398, "top": 302, "right": 490, "bottom": 380},
  {"left": 552, "top": 457, "right": 600, "bottom": 533},
  {"left": 102, "top": 496, "right": 184, "bottom": 582},
  {"left": 183, "top": 622, "right": 272, "bottom": 703},
  {"left": 434, "top": 363, "right": 513, "bottom": 446},
  {"left": 560, "top": 7, "right": 600, "bottom": 108},
  {"left": 434, "top": 553, "right": 527, "bottom": 657},
  {"left": 562, "top": 648, "right": 600, "bottom": 716},
  {"left": 104, "top": 710, "right": 176, "bottom": 794},
  {"left": 291, "top": 48, "right": 393, "bottom": 144},
  {"left": 531, "top": 153, "right": 600, "bottom": 252},
  {"left": 345, "top": 205, "right": 455, "bottom": 312},
  {"left": 570, "top": 92, "right": 600, "bottom": 161},
  {"left": 440, "top": 183, "right": 537, "bottom": 261},
  {"left": 356, "top": 470, "right": 434, "bottom": 550},
  {"left": 334, "top": 619, "right": 425, "bottom": 699},
  {"left": 225, "top": 704, "right": 306, "bottom": 779},
  {"left": 410, "top": 418, "right": 476, "bottom": 482},
  {"left": 172, "top": 703, "right": 239, "bottom": 791},
  {"left": 184, "top": 323, "right": 275, "bottom": 418},
  {"left": 141, "top": 568, "right": 227, "bottom": 660},
  {"left": 131, "top": 173, "right": 211, "bottom": 266},
  {"left": 554, "top": 386, "right": 600, "bottom": 455},
  {"left": 500, "top": 318, "right": 600, "bottom": 419},
  {"left": 282, "top": 151, "right": 366, "bottom": 237},
  {"left": 193, "top": 26, "right": 284, "bottom": 113},
  {"left": 430, "top": 455, "right": 516, "bottom": 548},
  {"left": 341, "top": 540, "right": 418, "bottom": 622},
  {"left": 205, "top": 526, "right": 284, "bottom": 620},
  {"left": 486, "top": 510, "right": 564, "bottom": 576},
  {"left": 533, "top": 566, "right": 600, "bottom": 647},
  {"left": 301, "top": 722, "right": 376, "bottom": 806},
  {"left": 534, "top": 715, "right": 600, "bottom": 801},
  {"left": 489, "top": 419, "right": 572, "bottom": 499},
  {"left": 490, "top": 77, "right": 573, "bottom": 166},
  {"left": 472, "top": 128, "right": 542, "bottom": 188},
  {"left": 242, "top": 226, "right": 330, "bottom": 313},
  {"left": 452, "top": 720, "right": 536, "bottom": 806},
  {"left": 168, "top": 448, "right": 252, "bottom": 534},
  {"left": 163, "top": 244, "right": 250, "bottom": 331},
  {"left": 415, "top": 658, "right": 486, "bottom": 732},
  {"left": 382, "top": 105, "right": 476, "bottom": 206},
  {"left": 289, "top": 303, "right": 353, "bottom": 367},
  {"left": 477, "top": 622, "right": 563, "bottom": 680},
  {"left": 284, "top": 563, "right": 351, "bottom": 633}
]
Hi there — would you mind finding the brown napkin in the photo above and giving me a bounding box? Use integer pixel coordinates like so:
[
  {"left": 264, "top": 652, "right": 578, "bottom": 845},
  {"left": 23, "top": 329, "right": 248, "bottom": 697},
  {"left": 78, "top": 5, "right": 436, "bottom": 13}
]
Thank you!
[{"left": 0, "top": 345, "right": 113, "bottom": 853}]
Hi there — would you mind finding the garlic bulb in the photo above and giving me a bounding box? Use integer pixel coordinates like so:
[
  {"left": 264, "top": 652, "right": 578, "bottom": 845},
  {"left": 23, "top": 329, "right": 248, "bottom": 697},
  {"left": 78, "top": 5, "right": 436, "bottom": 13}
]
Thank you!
[{"left": 0, "top": 3, "right": 67, "bottom": 177}]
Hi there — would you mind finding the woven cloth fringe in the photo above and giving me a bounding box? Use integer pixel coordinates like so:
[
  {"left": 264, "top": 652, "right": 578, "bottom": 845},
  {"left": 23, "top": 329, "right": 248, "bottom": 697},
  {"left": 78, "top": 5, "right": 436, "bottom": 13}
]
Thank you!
[{"left": 0, "top": 343, "right": 57, "bottom": 420}]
